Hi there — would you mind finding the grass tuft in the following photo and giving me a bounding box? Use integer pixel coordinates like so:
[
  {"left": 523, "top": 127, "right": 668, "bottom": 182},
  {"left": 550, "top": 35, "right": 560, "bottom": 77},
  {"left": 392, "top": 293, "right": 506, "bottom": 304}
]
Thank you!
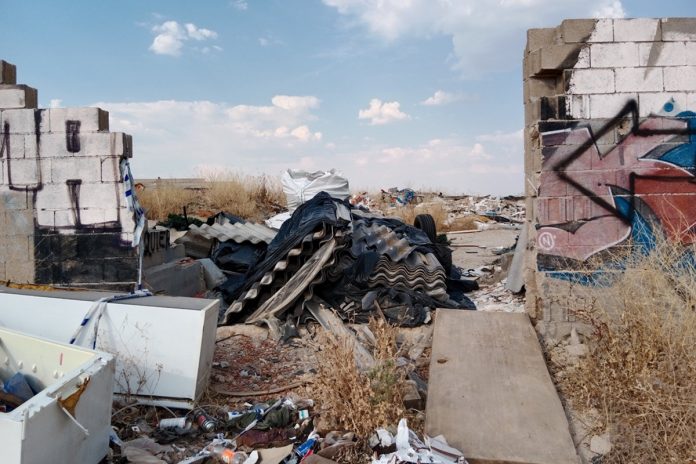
[{"left": 559, "top": 234, "right": 696, "bottom": 462}]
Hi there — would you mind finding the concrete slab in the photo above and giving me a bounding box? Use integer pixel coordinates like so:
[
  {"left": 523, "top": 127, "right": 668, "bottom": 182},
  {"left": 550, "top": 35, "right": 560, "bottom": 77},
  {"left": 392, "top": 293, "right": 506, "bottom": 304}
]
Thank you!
[
  {"left": 425, "top": 310, "right": 578, "bottom": 464},
  {"left": 449, "top": 228, "right": 519, "bottom": 271}
]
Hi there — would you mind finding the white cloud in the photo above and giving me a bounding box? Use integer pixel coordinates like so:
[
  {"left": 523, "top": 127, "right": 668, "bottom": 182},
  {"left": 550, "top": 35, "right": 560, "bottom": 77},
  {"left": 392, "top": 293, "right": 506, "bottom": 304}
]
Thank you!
[
  {"left": 231, "top": 0, "right": 248, "bottom": 10},
  {"left": 323, "top": 0, "right": 626, "bottom": 74},
  {"left": 49, "top": 99, "right": 62, "bottom": 108},
  {"left": 271, "top": 95, "right": 320, "bottom": 111},
  {"left": 149, "top": 20, "right": 219, "bottom": 56},
  {"left": 185, "top": 23, "right": 218, "bottom": 41},
  {"left": 421, "top": 90, "right": 472, "bottom": 106},
  {"left": 335, "top": 130, "right": 524, "bottom": 194},
  {"left": 593, "top": 1, "right": 626, "bottom": 18},
  {"left": 358, "top": 98, "right": 410, "bottom": 125},
  {"left": 94, "top": 96, "right": 324, "bottom": 179}
]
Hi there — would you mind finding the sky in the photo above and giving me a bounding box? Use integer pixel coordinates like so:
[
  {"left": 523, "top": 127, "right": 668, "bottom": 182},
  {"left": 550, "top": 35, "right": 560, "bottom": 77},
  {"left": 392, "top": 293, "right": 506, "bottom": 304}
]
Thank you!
[{"left": 1, "top": 1, "right": 694, "bottom": 195}]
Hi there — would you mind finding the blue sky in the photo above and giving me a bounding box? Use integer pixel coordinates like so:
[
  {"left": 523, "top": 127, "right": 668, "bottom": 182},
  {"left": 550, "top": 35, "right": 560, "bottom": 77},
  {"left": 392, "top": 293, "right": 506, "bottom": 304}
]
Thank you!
[{"left": 1, "top": 0, "right": 693, "bottom": 195}]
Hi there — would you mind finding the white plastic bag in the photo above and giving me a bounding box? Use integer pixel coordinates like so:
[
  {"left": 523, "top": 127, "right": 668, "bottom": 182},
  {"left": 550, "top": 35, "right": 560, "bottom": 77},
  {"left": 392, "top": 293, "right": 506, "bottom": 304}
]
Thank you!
[{"left": 281, "top": 169, "right": 350, "bottom": 212}]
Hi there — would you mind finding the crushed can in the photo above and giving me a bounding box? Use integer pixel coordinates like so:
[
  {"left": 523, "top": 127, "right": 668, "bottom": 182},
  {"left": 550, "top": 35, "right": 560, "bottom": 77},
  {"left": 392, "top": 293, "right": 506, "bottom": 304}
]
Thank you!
[
  {"left": 158, "top": 417, "right": 190, "bottom": 429},
  {"left": 193, "top": 410, "right": 216, "bottom": 432}
]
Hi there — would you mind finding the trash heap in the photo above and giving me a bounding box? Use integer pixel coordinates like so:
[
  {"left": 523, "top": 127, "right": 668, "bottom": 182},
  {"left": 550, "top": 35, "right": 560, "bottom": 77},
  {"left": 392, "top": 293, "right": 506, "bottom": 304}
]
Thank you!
[
  {"left": 216, "top": 192, "right": 476, "bottom": 328},
  {"left": 112, "top": 396, "right": 467, "bottom": 463}
]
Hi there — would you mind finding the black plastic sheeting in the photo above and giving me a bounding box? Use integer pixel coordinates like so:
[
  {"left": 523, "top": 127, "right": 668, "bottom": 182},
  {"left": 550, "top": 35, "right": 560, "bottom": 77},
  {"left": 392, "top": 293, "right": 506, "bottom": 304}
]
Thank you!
[{"left": 218, "top": 192, "right": 351, "bottom": 302}]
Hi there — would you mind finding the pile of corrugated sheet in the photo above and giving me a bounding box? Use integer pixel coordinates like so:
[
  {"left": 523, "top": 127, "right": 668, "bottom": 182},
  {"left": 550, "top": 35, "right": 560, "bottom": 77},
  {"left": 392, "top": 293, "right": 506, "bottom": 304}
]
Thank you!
[
  {"left": 175, "top": 212, "right": 278, "bottom": 275},
  {"left": 217, "top": 192, "right": 476, "bottom": 329}
]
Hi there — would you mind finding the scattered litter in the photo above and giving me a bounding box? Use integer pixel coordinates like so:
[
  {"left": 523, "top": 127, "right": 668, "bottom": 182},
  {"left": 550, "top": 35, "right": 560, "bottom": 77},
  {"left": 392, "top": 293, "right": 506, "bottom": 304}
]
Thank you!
[{"left": 371, "top": 419, "right": 468, "bottom": 464}]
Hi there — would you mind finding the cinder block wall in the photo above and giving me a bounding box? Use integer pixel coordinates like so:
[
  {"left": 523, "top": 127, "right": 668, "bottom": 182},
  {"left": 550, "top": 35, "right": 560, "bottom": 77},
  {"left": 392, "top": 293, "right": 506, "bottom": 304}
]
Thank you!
[
  {"left": 523, "top": 19, "right": 696, "bottom": 338},
  {"left": 0, "top": 60, "right": 140, "bottom": 289}
]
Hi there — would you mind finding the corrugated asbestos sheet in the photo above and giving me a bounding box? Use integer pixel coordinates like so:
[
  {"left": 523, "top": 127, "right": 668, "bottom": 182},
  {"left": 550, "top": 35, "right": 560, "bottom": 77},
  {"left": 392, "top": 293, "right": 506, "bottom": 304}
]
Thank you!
[{"left": 189, "top": 222, "right": 277, "bottom": 244}]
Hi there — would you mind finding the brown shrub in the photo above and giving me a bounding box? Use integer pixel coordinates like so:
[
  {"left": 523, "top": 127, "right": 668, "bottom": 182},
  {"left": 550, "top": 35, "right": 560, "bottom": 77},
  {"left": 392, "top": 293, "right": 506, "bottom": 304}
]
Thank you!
[
  {"left": 312, "top": 318, "right": 406, "bottom": 440},
  {"left": 560, "top": 235, "right": 696, "bottom": 462}
]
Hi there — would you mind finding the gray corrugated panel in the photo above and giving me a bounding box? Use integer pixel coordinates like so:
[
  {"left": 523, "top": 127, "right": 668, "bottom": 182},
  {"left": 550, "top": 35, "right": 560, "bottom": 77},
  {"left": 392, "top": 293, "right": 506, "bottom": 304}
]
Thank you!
[
  {"left": 199, "top": 222, "right": 277, "bottom": 244},
  {"left": 224, "top": 226, "right": 340, "bottom": 321},
  {"left": 351, "top": 222, "right": 416, "bottom": 262}
]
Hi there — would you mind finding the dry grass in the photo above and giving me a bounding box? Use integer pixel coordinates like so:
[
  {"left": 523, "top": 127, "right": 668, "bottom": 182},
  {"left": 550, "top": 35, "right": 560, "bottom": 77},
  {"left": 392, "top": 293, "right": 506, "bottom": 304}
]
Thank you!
[
  {"left": 312, "top": 318, "right": 406, "bottom": 443},
  {"left": 560, "top": 235, "right": 696, "bottom": 462},
  {"left": 138, "top": 171, "right": 285, "bottom": 222}
]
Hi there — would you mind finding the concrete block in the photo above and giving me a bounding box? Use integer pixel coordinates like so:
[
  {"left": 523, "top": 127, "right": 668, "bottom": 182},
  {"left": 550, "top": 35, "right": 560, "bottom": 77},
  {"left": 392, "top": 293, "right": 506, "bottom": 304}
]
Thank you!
[
  {"left": 0, "top": 133, "right": 25, "bottom": 159},
  {"left": 0, "top": 190, "right": 29, "bottom": 211},
  {"left": 575, "top": 46, "right": 590, "bottom": 68},
  {"left": 5, "top": 257, "right": 34, "bottom": 283},
  {"left": 615, "top": 67, "right": 664, "bottom": 92},
  {"left": 35, "top": 133, "right": 70, "bottom": 158},
  {"left": 34, "top": 183, "right": 71, "bottom": 215},
  {"left": 639, "top": 42, "right": 687, "bottom": 66},
  {"left": 100, "top": 156, "right": 121, "bottom": 182},
  {"left": 687, "top": 92, "right": 696, "bottom": 110},
  {"left": 524, "top": 77, "right": 561, "bottom": 102},
  {"left": 0, "top": 85, "right": 37, "bottom": 109},
  {"left": 143, "top": 259, "right": 206, "bottom": 297},
  {"left": 49, "top": 107, "right": 109, "bottom": 132},
  {"left": 79, "top": 208, "right": 108, "bottom": 225},
  {"left": 78, "top": 182, "right": 120, "bottom": 209},
  {"left": 6, "top": 158, "right": 41, "bottom": 187},
  {"left": 664, "top": 66, "right": 696, "bottom": 91},
  {"left": 111, "top": 132, "right": 133, "bottom": 158},
  {"left": 590, "top": 42, "right": 639, "bottom": 68},
  {"left": 2, "top": 108, "right": 48, "bottom": 134},
  {"left": 0, "top": 60, "right": 16, "bottom": 85},
  {"left": 5, "top": 234, "right": 31, "bottom": 267},
  {"left": 687, "top": 42, "right": 696, "bottom": 66},
  {"left": 78, "top": 132, "right": 112, "bottom": 156},
  {"left": 566, "top": 94, "right": 591, "bottom": 119},
  {"left": 527, "top": 27, "right": 560, "bottom": 52},
  {"left": 590, "top": 93, "right": 637, "bottom": 118},
  {"left": 567, "top": 68, "right": 615, "bottom": 94},
  {"left": 560, "top": 19, "right": 597, "bottom": 43},
  {"left": 638, "top": 92, "right": 688, "bottom": 116},
  {"left": 425, "top": 310, "right": 578, "bottom": 464},
  {"left": 613, "top": 18, "right": 661, "bottom": 42},
  {"left": 50, "top": 156, "right": 101, "bottom": 183},
  {"left": 53, "top": 209, "right": 75, "bottom": 228},
  {"left": 528, "top": 44, "right": 584, "bottom": 77},
  {"left": 661, "top": 18, "right": 696, "bottom": 41},
  {"left": 588, "top": 19, "right": 614, "bottom": 43}
]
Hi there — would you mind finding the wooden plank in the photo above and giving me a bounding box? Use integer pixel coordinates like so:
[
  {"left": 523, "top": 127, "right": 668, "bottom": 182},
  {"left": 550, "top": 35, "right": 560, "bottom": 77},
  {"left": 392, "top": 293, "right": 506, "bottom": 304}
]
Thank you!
[{"left": 425, "top": 310, "right": 577, "bottom": 464}]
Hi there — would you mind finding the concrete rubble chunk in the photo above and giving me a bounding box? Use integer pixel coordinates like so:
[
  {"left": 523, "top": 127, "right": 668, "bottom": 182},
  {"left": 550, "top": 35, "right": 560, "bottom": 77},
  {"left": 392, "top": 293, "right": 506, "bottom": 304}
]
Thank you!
[{"left": 425, "top": 309, "right": 578, "bottom": 464}]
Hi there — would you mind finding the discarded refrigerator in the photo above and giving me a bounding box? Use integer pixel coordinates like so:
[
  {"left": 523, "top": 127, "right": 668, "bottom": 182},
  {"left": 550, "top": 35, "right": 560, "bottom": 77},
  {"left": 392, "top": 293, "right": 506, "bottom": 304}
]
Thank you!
[{"left": 0, "top": 327, "right": 114, "bottom": 464}]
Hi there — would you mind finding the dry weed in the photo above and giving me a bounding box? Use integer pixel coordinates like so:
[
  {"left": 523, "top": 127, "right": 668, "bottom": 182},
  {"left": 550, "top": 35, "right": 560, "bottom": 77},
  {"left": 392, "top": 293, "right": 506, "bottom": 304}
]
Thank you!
[
  {"left": 138, "top": 171, "right": 285, "bottom": 221},
  {"left": 312, "top": 318, "right": 405, "bottom": 441},
  {"left": 560, "top": 234, "right": 696, "bottom": 462},
  {"left": 137, "top": 183, "right": 198, "bottom": 221}
]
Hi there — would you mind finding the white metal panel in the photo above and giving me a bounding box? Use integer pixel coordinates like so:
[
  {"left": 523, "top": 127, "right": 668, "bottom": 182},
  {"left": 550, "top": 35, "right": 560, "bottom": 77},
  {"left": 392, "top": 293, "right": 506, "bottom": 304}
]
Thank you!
[{"left": 0, "top": 292, "right": 218, "bottom": 406}]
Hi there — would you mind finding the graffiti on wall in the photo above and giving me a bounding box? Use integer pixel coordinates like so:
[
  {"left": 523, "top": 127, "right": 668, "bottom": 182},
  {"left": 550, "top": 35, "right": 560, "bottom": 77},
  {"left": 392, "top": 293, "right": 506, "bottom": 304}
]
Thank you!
[{"left": 536, "top": 100, "right": 696, "bottom": 280}]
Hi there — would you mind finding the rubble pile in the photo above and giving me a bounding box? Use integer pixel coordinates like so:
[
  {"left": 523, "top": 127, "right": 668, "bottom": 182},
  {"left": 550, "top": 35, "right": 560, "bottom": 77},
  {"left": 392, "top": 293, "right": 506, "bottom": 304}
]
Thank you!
[{"left": 214, "top": 192, "right": 476, "bottom": 329}]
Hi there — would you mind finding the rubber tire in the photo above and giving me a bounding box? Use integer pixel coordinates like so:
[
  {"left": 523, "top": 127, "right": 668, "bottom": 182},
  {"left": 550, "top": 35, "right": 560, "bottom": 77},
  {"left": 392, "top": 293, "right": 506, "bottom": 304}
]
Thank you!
[{"left": 414, "top": 214, "right": 437, "bottom": 243}]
